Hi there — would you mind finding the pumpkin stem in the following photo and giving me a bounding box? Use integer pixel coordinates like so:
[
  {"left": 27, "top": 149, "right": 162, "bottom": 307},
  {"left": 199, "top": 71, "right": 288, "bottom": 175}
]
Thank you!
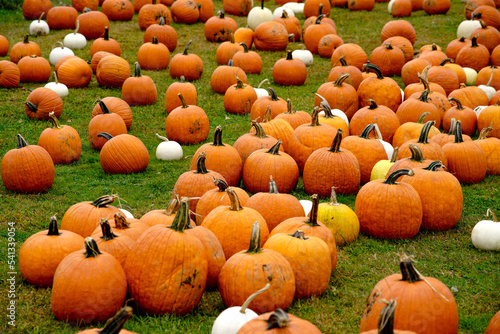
[
  {"left": 97, "top": 99, "right": 111, "bottom": 114},
  {"left": 263, "top": 106, "right": 272, "bottom": 122},
  {"left": 245, "top": 221, "right": 262, "bottom": 254},
  {"left": 37, "top": 12, "right": 44, "bottom": 22},
  {"left": 448, "top": 97, "right": 463, "bottom": 110},
  {"left": 156, "top": 133, "right": 170, "bottom": 142},
  {"left": 152, "top": 36, "right": 158, "bottom": 45},
  {"left": 267, "top": 87, "right": 279, "bottom": 101},
  {"left": 315, "top": 14, "right": 325, "bottom": 24},
  {"left": 217, "top": 10, "right": 225, "bottom": 18},
  {"left": 165, "top": 196, "right": 180, "bottom": 215},
  {"left": 84, "top": 237, "right": 102, "bottom": 258},
  {"left": 16, "top": 134, "right": 28, "bottom": 148},
  {"left": 281, "top": 10, "right": 289, "bottom": 19},
  {"left": 103, "top": 26, "right": 110, "bottom": 40},
  {"left": 212, "top": 126, "right": 225, "bottom": 147},
  {"left": 423, "top": 160, "right": 444, "bottom": 171},
  {"left": 316, "top": 94, "right": 334, "bottom": 118},
  {"left": 416, "top": 121, "right": 435, "bottom": 144},
  {"left": 363, "top": 63, "right": 384, "bottom": 80},
  {"left": 266, "top": 140, "right": 282, "bottom": 155},
  {"left": 268, "top": 175, "right": 279, "bottom": 194},
  {"left": 99, "top": 306, "right": 133, "bottom": 334},
  {"left": 23, "top": 34, "right": 30, "bottom": 44},
  {"left": 235, "top": 75, "right": 245, "bottom": 89},
  {"left": 439, "top": 58, "right": 452, "bottom": 66},
  {"left": 291, "top": 230, "right": 308, "bottom": 240},
  {"left": 260, "top": 0, "right": 265, "bottom": 9},
  {"left": 339, "top": 55, "right": 348, "bottom": 67},
  {"left": 97, "top": 132, "right": 114, "bottom": 141},
  {"left": 306, "top": 194, "right": 320, "bottom": 227},
  {"left": 251, "top": 121, "right": 268, "bottom": 138},
  {"left": 486, "top": 208, "right": 498, "bottom": 222},
  {"left": 417, "top": 89, "right": 430, "bottom": 104},
  {"left": 266, "top": 309, "right": 290, "bottom": 329},
  {"left": 317, "top": 3, "right": 324, "bottom": 15},
  {"left": 47, "top": 216, "right": 60, "bottom": 236},
  {"left": 183, "top": 41, "right": 192, "bottom": 55},
  {"left": 257, "top": 78, "right": 269, "bottom": 88},
  {"left": 226, "top": 188, "right": 243, "bottom": 211},
  {"left": 194, "top": 151, "right": 208, "bottom": 174},
  {"left": 169, "top": 197, "right": 190, "bottom": 232},
  {"left": 113, "top": 212, "right": 130, "bottom": 229},
  {"left": 389, "top": 146, "right": 399, "bottom": 163},
  {"left": 91, "top": 194, "right": 116, "bottom": 208},
  {"left": 285, "top": 98, "right": 296, "bottom": 114},
  {"left": 133, "top": 62, "right": 142, "bottom": 77},
  {"left": 286, "top": 50, "right": 293, "bottom": 60},
  {"left": 240, "top": 42, "right": 249, "bottom": 53},
  {"left": 448, "top": 118, "right": 456, "bottom": 135},
  {"left": 377, "top": 300, "right": 398, "bottom": 334},
  {"left": 383, "top": 169, "right": 414, "bottom": 184},
  {"left": 471, "top": 35, "right": 479, "bottom": 47},
  {"left": 478, "top": 126, "right": 493, "bottom": 140},
  {"left": 399, "top": 255, "right": 422, "bottom": 283},
  {"left": 178, "top": 93, "right": 189, "bottom": 109},
  {"left": 453, "top": 120, "right": 464, "bottom": 144},
  {"left": 367, "top": 99, "right": 378, "bottom": 110},
  {"left": 227, "top": 59, "right": 234, "bottom": 67},
  {"left": 334, "top": 73, "right": 350, "bottom": 87},
  {"left": 47, "top": 112, "right": 63, "bottom": 129},
  {"left": 213, "top": 178, "right": 229, "bottom": 192},
  {"left": 159, "top": 17, "right": 165, "bottom": 26},
  {"left": 329, "top": 187, "right": 340, "bottom": 206},
  {"left": 310, "top": 107, "right": 321, "bottom": 126},
  {"left": 408, "top": 144, "right": 425, "bottom": 163},
  {"left": 417, "top": 112, "right": 430, "bottom": 124},
  {"left": 74, "top": 20, "right": 80, "bottom": 34},
  {"left": 99, "top": 218, "right": 118, "bottom": 241},
  {"left": 328, "top": 129, "right": 343, "bottom": 153},
  {"left": 359, "top": 124, "right": 376, "bottom": 139},
  {"left": 25, "top": 101, "right": 39, "bottom": 113},
  {"left": 239, "top": 283, "right": 271, "bottom": 314}
]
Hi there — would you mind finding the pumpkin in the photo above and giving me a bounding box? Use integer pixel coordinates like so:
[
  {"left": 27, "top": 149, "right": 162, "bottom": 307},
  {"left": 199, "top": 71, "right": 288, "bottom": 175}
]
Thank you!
[
  {"left": 359, "top": 255, "right": 459, "bottom": 333},
  {"left": 61, "top": 195, "right": 122, "bottom": 237},
  {"left": 169, "top": 40, "right": 204, "bottom": 81},
  {"left": 90, "top": 27, "right": 121, "bottom": 58},
  {"left": 18, "top": 55, "right": 51, "bottom": 83},
  {"left": 471, "top": 209, "right": 500, "bottom": 250},
  {"left": 218, "top": 222, "right": 295, "bottom": 314},
  {"left": 319, "top": 34, "right": 344, "bottom": 59},
  {"left": 204, "top": 11, "right": 238, "bottom": 43},
  {"left": 303, "top": 15, "right": 336, "bottom": 54},
  {"left": 401, "top": 58, "right": 432, "bottom": 86},
  {"left": 155, "top": 133, "right": 183, "bottom": 161},
  {"left": 250, "top": 87, "right": 288, "bottom": 122},
  {"left": 370, "top": 42, "right": 406, "bottom": 77},
  {"left": 254, "top": 21, "right": 289, "bottom": 51},
  {"left": 386, "top": 144, "right": 432, "bottom": 176},
  {"left": 238, "top": 309, "right": 322, "bottom": 333},
  {"left": 442, "top": 121, "right": 487, "bottom": 183},
  {"left": 90, "top": 51, "right": 112, "bottom": 74},
  {"left": 29, "top": 12, "right": 50, "bottom": 36},
  {"left": 245, "top": 176, "right": 305, "bottom": 232},
  {"left": 357, "top": 63, "right": 403, "bottom": 112},
  {"left": 272, "top": 50, "right": 307, "bottom": 86},
  {"left": 0, "top": 35, "right": 8, "bottom": 57},
  {"left": 389, "top": 0, "right": 412, "bottom": 17},
  {"left": 315, "top": 73, "right": 358, "bottom": 120},
  {"left": 302, "top": 3, "right": 335, "bottom": 36},
  {"left": 90, "top": 218, "right": 136, "bottom": 267},
  {"left": 196, "top": 178, "right": 249, "bottom": 225},
  {"left": 143, "top": 17, "right": 177, "bottom": 52},
  {"left": 76, "top": 306, "right": 136, "bottom": 334},
  {"left": 165, "top": 76, "right": 197, "bottom": 113},
  {"left": 355, "top": 169, "right": 422, "bottom": 239},
  {"left": 170, "top": 0, "right": 200, "bottom": 24},
  {"left": 403, "top": 65, "right": 447, "bottom": 100},
  {"left": 233, "top": 121, "right": 283, "bottom": 164},
  {"left": 9, "top": 35, "right": 40, "bottom": 64},
  {"left": 38, "top": 112, "right": 82, "bottom": 164},
  {"left": 98, "top": 132, "right": 149, "bottom": 174},
  {"left": 22, "top": 0, "right": 52, "bottom": 19},
  {"left": 56, "top": 56, "right": 92, "bottom": 88},
  {"left": 138, "top": 0, "right": 171, "bottom": 30},
  {"left": 392, "top": 112, "right": 440, "bottom": 148},
  {"left": 348, "top": 0, "right": 375, "bottom": 10},
  {"left": 359, "top": 300, "right": 418, "bottom": 334},
  {"left": 446, "top": 37, "right": 472, "bottom": 60},
  {"left": 76, "top": 8, "right": 110, "bottom": 40},
  {"left": 317, "top": 187, "right": 360, "bottom": 245},
  {"left": 96, "top": 55, "right": 131, "bottom": 89},
  {"left": 224, "top": 0, "right": 252, "bottom": 16},
  {"left": 472, "top": 5, "right": 500, "bottom": 29},
  {"left": 211, "top": 60, "right": 247, "bottom": 95},
  {"left": 101, "top": 0, "right": 134, "bottom": 21},
  {"left": 331, "top": 43, "right": 368, "bottom": 70},
  {"left": 224, "top": 76, "right": 257, "bottom": 115},
  {"left": 216, "top": 33, "right": 244, "bottom": 65},
  {"left": 423, "top": 0, "right": 450, "bottom": 14},
  {"left": 51, "top": 237, "right": 127, "bottom": 324},
  {"left": 124, "top": 197, "right": 208, "bottom": 315},
  {"left": 63, "top": 20, "right": 87, "bottom": 50},
  {"left": 165, "top": 93, "right": 210, "bottom": 145},
  {"left": 273, "top": 10, "right": 301, "bottom": 42},
  {"left": 73, "top": 0, "right": 99, "bottom": 11},
  {"left": 25, "top": 87, "right": 63, "bottom": 121},
  {"left": 19, "top": 216, "right": 84, "bottom": 287},
  {"left": 92, "top": 97, "right": 133, "bottom": 130},
  {"left": 122, "top": 63, "right": 158, "bottom": 106},
  {"left": 303, "top": 129, "right": 360, "bottom": 196},
  {"left": 88, "top": 100, "right": 128, "bottom": 150},
  {"left": 470, "top": 20, "right": 500, "bottom": 54},
  {"left": 270, "top": 194, "right": 337, "bottom": 268},
  {"left": 190, "top": 126, "right": 243, "bottom": 186},
  {"left": 263, "top": 230, "right": 331, "bottom": 299},
  {"left": 478, "top": 103, "right": 500, "bottom": 138},
  {"left": 443, "top": 97, "right": 477, "bottom": 136},
  {"left": 247, "top": 0, "right": 274, "bottom": 31},
  {"left": 202, "top": 188, "right": 269, "bottom": 259},
  {"left": 211, "top": 284, "right": 270, "bottom": 334},
  {"left": 464, "top": 0, "right": 495, "bottom": 19},
  {"left": 350, "top": 99, "right": 400, "bottom": 142},
  {"left": 475, "top": 127, "right": 500, "bottom": 174},
  {"left": 380, "top": 19, "right": 416, "bottom": 45},
  {"left": 455, "top": 35, "right": 491, "bottom": 73},
  {"left": 233, "top": 42, "right": 263, "bottom": 74},
  {"left": 242, "top": 140, "right": 299, "bottom": 193},
  {"left": 275, "top": 99, "right": 312, "bottom": 130},
  {"left": 234, "top": 27, "right": 254, "bottom": 49},
  {"left": 0, "top": 61, "right": 20, "bottom": 88},
  {"left": 172, "top": 152, "right": 226, "bottom": 215},
  {"left": 196, "top": 0, "right": 215, "bottom": 22}
]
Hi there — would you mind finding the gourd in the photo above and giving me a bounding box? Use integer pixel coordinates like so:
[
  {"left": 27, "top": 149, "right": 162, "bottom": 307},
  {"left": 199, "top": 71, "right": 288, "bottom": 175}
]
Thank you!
[
  {"left": 478, "top": 68, "right": 496, "bottom": 102},
  {"left": 471, "top": 209, "right": 500, "bottom": 251},
  {"left": 254, "top": 79, "right": 270, "bottom": 98},
  {"left": 29, "top": 12, "right": 50, "bottom": 36},
  {"left": 63, "top": 20, "right": 87, "bottom": 50},
  {"left": 247, "top": 0, "right": 273, "bottom": 31},
  {"left": 283, "top": 2, "right": 305, "bottom": 15},
  {"left": 211, "top": 284, "right": 270, "bottom": 334},
  {"left": 463, "top": 67, "right": 477, "bottom": 85},
  {"left": 292, "top": 46, "right": 314, "bottom": 66},
  {"left": 155, "top": 133, "right": 183, "bottom": 161},
  {"left": 49, "top": 42, "right": 74, "bottom": 66},
  {"left": 457, "top": 16, "right": 481, "bottom": 39},
  {"left": 44, "top": 72, "right": 68, "bottom": 98}
]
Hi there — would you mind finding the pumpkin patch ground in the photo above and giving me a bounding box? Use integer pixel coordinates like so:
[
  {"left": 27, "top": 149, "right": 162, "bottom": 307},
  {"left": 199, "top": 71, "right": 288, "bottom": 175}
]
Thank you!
[{"left": 0, "top": 0, "right": 499, "bottom": 332}]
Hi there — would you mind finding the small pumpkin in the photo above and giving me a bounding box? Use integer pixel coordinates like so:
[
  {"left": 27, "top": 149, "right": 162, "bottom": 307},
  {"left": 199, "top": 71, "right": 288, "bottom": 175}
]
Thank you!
[
  {"left": 471, "top": 209, "right": 500, "bottom": 250},
  {"left": 38, "top": 112, "right": 82, "bottom": 164},
  {"left": 98, "top": 132, "right": 150, "bottom": 174},
  {"left": 122, "top": 62, "right": 158, "bottom": 106}
]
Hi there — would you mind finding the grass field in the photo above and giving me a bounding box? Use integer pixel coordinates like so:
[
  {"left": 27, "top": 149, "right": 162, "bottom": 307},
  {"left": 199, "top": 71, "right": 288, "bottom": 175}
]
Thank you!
[{"left": 0, "top": 0, "right": 499, "bottom": 332}]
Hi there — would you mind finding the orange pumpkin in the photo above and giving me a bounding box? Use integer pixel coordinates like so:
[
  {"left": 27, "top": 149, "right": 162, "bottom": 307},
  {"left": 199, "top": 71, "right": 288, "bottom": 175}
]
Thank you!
[{"left": 165, "top": 93, "right": 209, "bottom": 145}]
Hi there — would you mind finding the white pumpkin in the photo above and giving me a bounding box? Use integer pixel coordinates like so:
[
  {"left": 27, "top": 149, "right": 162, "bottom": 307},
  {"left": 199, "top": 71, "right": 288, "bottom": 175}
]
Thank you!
[
  {"left": 474, "top": 105, "right": 488, "bottom": 117},
  {"left": 211, "top": 284, "right": 270, "bottom": 334},
  {"left": 315, "top": 93, "right": 349, "bottom": 126},
  {"left": 118, "top": 208, "right": 134, "bottom": 219},
  {"left": 49, "top": 42, "right": 74, "bottom": 66},
  {"left": 155, "top": 133, "right": 183, "bottom": 161},
  {"left": 471, "top": 209, "right": 500, "bottom": 251},
  {"left": 457, "top": 18, "right": 481, "bottom": 39},
  {"left": 44, "top": 72, "right": 69, "bottom": 98},
  {"left": 387, "top": 0, "right": 395, "bottom": 13},
  {"left": 463, "top": 67, "right": 477, "bottom": 85},
  {"left": 29, "top": 12, "right": 50, "bottom": 36},
  {"left": 254, "top": 79, "right": 270, "bottom": 99},
  {"left": 292, "top": 47, "right": 313, "bottom": 66},
  {"left": 374, "top": 123, "right": 394, "bottom": 159},
  {"left": 247, "top": 0, "right": 273, "bottom": 31},
  {"left": 273, "top": 6, "right": 295, "bottom": 18},
  {"left": 63, "top": 20, "right": 87, "bottom": 50},
  {"left": 282, "top": 2, "right": 304, "bottom": 15},
  {"left": 478, "top": 70, "right": 496, "bottom": 102}
]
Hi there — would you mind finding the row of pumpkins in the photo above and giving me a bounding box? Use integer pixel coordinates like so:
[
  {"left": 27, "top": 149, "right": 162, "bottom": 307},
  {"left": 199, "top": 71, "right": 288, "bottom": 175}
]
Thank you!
[{"left": 5, "top": 0, "right": 500, "bottom": 332}]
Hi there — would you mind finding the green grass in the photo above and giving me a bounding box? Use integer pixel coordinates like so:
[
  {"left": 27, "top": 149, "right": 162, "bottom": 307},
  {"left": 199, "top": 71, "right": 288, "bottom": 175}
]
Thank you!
[{"left": 1, "top": 0, "right": 499, "bottom": 333}]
